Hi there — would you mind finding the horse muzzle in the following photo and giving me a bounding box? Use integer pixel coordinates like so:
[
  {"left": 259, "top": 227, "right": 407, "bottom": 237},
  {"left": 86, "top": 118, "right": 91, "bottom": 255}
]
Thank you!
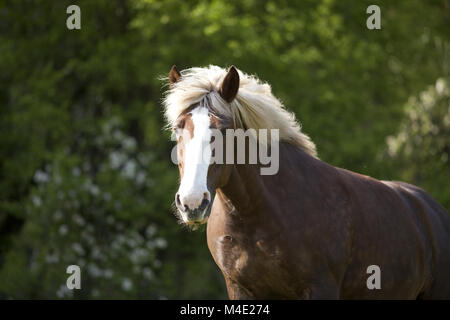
[{"left": 175, "top": 191, "right": 213, "bottom": 225}]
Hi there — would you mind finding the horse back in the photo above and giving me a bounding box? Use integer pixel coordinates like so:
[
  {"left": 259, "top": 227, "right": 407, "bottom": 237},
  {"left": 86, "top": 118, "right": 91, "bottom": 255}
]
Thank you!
[
  {"left": 336, "top": 166, "right": 450, "bottom": 299},
  {"left": 380, "top": 180, "right": 450, "bottom": 298}
]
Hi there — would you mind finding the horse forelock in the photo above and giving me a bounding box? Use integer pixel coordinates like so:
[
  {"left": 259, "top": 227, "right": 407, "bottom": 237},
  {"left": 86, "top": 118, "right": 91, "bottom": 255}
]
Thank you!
[{"left": 163, "top": 65, "right": 318, "bottom": 158}]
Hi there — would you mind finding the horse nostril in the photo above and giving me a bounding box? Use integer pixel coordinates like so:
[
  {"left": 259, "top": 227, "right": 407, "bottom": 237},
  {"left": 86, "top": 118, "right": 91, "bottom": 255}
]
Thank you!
[
  {"left": 176, "top": 192, "right": 210, "bottom": 213},
  {"left": 199, "top": 198, "right": 210, "bottom": 211},
  {"left": 176, "top": 193, "right": 182, "bottom": 208}
]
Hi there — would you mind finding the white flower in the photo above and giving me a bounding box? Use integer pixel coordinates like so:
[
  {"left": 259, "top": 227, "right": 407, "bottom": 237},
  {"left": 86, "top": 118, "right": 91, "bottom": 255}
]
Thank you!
[
  {"left": 59, "top": 225, "right": 68, "bottom": 236},
  {"left": 34, "top": 170, "right": 49, "bottom": 183},
  {"left": 31, "top": 195, "right": 42, "bottom": 207},
  {"left": 154, "top": 238, "right": 167, "bottom": 249},
  {"left": 121, "top": 278, "right": 133, "bottom": 291},
  {"left": 72, "top": 243, "right": 85, "bottom": 256},
  {"left": 87, "top": 263, "right": 102, "bottom": 278},
  {"left": 104, "top": 269, "right": 114, "bottom": 279}
]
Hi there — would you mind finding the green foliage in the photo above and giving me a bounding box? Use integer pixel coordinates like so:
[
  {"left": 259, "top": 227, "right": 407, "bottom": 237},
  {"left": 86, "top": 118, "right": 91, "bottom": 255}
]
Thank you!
[
  {"left": 0, "top": 0, "right": 448, "bottom": 299},
  {"left": 1, "top": 118, "right": 168, "bottom": 298},
  {"left": 385, "top": 78, "right": 450, "bottom": 209}
]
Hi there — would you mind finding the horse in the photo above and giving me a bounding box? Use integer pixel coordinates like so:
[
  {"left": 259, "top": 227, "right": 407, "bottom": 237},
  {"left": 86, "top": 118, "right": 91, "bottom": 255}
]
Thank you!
[{"left": 163, "top": 64, "right": 450, "bottom": 299}]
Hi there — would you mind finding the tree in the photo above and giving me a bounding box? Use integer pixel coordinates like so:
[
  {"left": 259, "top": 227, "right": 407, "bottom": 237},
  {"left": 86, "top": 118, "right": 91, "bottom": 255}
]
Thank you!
[{"left": 385, "top": 78, "right": 450, "bottom": 210}]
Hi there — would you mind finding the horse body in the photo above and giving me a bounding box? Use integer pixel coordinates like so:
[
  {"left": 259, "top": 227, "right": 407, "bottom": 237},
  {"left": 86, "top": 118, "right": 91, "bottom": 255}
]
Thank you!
[
  {"left": 164, "top": 65, "right": 450, "bottom": 299},
  {"left": 207, "top": 143, "right": 450, "bottom": 299}
]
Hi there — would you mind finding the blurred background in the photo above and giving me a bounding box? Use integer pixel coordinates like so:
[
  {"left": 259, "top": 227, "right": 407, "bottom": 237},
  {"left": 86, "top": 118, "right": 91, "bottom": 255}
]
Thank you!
[{"left": 0, "top": 0, "right": 448, "bottom": 299}]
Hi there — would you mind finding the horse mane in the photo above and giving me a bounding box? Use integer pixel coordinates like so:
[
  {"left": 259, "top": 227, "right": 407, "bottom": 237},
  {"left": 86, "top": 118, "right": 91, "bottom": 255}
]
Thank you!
[{"left": 163, "top": 65, "right": 318, "bottom": 158}]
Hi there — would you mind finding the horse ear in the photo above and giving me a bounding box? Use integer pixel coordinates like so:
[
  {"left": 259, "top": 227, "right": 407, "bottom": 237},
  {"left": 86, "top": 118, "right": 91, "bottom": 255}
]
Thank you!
[
  {"left": 169, "top": 65, "right": 181, "bottom": 88},
  {"left": 219, "top": 66, "right": 239, "bottom": 103}
]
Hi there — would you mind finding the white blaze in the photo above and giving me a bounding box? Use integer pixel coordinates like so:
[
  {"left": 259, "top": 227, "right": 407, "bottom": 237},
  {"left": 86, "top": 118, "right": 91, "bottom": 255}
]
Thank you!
[{"left": 178, "top": 107, "right": 212, "bottom": 213}]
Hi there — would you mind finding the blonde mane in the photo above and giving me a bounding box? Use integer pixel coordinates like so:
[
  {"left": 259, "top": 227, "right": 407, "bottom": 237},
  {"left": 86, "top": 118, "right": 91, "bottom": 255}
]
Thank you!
[{"left": 163, "top": 65, "right": 317, "bottom": 157}]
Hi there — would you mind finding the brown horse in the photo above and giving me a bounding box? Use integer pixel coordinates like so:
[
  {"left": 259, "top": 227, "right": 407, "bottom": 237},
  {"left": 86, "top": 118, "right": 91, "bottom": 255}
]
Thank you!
[{"left": 163, "top": 65, "right": 450, "bottom": 299}]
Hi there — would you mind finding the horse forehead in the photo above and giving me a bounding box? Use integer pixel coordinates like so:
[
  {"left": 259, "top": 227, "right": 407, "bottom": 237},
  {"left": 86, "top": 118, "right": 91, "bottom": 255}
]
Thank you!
[
  {"left": 188, "top": 107, "right": 212, "bottom": 138},
  {"left": 191, "top": 106, "right": 211, "bottom": 127}
]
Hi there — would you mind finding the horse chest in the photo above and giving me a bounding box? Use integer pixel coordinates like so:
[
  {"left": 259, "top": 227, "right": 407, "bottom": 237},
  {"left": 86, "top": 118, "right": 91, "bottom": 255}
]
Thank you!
[
  {"left": 211, "top": 232, "right": 295, "bottom": 295},
  {"left": 212, "top": 234, "right": 249, "bottom": 278},
  {"left": 206, "top": 198, "right": 306, "bottom": 297}
]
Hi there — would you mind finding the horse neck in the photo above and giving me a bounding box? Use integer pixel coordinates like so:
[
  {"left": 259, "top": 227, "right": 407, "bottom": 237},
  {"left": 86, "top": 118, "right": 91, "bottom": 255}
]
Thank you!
[
  {"left": 217, "top": 142, "right": 311, "bottom": 222},
  {"left": 219, "top": 163, "right": 264, "bottom": 216}
]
